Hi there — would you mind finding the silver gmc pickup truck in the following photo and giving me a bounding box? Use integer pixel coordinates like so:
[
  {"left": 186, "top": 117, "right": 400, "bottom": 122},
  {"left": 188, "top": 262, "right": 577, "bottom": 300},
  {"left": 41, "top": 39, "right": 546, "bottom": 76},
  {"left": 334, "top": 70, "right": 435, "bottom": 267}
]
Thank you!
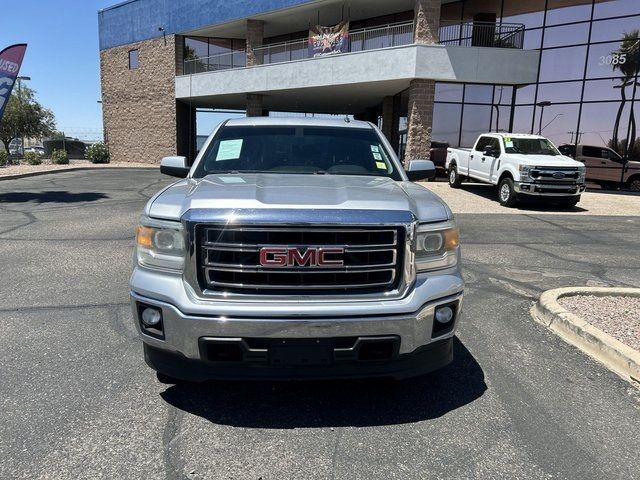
[{"left": 131, "top": 117, "right": 464, "bottom": 382}]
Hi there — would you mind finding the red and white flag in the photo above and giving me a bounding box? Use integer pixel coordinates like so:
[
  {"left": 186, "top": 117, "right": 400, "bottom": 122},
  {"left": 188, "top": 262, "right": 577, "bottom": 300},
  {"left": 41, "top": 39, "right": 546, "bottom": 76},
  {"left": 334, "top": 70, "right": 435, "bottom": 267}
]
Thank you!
[{"left": 0, "top": 44, "right": 28, "bottom": 122}]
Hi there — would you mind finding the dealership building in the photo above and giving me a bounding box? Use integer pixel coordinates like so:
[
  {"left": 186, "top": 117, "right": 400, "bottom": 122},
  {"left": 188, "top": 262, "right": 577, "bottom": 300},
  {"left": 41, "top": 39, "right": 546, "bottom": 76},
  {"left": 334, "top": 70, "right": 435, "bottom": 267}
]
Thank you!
[{"left": 98, "top": 0, "right": 640, "bottom": 167}]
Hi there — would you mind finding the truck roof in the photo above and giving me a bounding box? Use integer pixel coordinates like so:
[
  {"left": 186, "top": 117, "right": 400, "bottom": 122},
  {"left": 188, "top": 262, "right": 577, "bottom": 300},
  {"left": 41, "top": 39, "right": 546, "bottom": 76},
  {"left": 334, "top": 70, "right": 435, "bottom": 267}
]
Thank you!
[
  {"left": 490, "top": 133, "right": 547, "bottom": 139},
  {"left": 225, "top": 117, "right": 373, "bottom": 129}
]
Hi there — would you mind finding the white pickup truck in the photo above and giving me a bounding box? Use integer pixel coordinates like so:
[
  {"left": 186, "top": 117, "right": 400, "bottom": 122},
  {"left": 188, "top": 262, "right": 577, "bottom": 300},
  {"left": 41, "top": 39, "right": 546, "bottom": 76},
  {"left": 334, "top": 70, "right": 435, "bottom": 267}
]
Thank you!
[{"left": 446, "top": 133, "right": 586, "bottom": 207}]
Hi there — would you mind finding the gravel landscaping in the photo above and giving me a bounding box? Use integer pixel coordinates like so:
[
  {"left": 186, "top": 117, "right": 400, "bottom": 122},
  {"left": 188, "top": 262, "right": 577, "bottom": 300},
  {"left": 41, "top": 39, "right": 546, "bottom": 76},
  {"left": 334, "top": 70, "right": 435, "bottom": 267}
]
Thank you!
[
  {"left": 0, "top": 159, "right": 155, "bottom": 178},
  {"left": 558, "top": 295, "right": 640, "bottom": 351}
]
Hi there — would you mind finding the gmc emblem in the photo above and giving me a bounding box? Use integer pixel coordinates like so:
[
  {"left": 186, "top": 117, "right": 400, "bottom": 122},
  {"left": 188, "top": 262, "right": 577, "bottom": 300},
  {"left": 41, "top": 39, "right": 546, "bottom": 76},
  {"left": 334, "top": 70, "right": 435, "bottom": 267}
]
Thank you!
[{"left": 259, "top": 247, "right": 345, "bottom": 268}]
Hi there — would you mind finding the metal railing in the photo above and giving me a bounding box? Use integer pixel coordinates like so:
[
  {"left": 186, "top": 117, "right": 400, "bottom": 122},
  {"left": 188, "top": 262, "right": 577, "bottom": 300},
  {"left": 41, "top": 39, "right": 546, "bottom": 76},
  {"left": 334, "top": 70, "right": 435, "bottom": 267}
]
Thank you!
[
  {"left": 183, "top": 20, "right": 525, "bottom": 74},
  {"left": 439, "top": 21, "right": 525, "bottom": 49}
]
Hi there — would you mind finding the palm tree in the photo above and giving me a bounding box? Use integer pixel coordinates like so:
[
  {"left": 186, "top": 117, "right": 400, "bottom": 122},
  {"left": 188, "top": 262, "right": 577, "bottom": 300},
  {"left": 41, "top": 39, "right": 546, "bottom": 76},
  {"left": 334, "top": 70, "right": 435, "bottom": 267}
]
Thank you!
[{"left": 611, "top": 31, "right": 640, "bottom": 156}]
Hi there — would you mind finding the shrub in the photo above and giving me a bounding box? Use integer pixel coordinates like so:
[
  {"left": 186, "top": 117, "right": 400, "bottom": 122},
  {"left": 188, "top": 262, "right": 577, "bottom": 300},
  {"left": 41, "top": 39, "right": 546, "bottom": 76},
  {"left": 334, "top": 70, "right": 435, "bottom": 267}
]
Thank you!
[
  {"left": 51, "top": 149, "right": 69, "bottom": 165},
  {"left": 86, "top": 142, "right": 110, "bottom": 164},
  {"left": 24, "top": 151, "right": 42, "bottom": 165},
  {"left": 0, "top": 149, "right": 7, "bottom": 167}
]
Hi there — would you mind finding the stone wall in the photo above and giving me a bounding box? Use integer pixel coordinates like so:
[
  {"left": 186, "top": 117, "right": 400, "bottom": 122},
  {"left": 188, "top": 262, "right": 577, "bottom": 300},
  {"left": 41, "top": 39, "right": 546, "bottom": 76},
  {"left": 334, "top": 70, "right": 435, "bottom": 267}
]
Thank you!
[
  {"left": 404, "top": 79, "right": 435, "bottom": 164},
  {"left": 100, "top": 35, "right": 178, "bottom": 163}
]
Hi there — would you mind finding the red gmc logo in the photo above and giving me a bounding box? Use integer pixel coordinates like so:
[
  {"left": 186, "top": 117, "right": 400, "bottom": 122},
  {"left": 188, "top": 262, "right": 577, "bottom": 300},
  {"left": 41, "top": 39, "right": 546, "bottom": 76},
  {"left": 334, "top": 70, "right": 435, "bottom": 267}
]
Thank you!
[{"left": 259, "top": 247, "right": 345, "bottom": 268}]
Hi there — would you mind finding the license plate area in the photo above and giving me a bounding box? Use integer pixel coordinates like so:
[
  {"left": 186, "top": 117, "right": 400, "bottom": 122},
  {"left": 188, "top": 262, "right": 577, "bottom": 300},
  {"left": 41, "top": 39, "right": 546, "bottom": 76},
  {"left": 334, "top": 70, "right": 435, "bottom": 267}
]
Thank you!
[{"left": 270, "top": 342, "right": 333, "bottom": 366}]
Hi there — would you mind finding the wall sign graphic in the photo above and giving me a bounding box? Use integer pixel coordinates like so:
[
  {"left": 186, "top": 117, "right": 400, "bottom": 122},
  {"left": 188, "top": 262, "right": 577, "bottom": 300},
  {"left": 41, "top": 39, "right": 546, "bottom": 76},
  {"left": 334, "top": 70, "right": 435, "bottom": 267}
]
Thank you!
[{"left": 308, "top": 21, "right": 349, "bottom": 58}]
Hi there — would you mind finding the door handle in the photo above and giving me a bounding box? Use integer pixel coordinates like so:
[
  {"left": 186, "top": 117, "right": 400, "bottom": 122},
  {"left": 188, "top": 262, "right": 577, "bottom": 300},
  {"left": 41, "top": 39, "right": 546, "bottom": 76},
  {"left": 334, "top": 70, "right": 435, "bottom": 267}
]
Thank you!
[
  {"left": 470, "top": 155, "right": 474, "bottom": 159},
  {"left": 481, "top": 157, "right": 486, "bottom": 162},
  {"left": 601, "top": 161, "right": 607, "bottom": 164}
]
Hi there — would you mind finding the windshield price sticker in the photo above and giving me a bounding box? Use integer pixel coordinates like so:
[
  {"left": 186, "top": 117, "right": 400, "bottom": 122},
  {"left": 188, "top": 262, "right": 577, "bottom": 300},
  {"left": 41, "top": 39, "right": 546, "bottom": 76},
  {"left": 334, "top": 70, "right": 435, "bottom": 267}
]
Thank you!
[
  {"left": 376, "top": 161, "right": 387, "bottom": 170},
  {"left": 504, "top": 137, "right": 513, "bottom": 148},
  {"left": 373, "top": 152, "right": 383, "bottom": 160},
  {"left": 216, "top": 139, "right": 243, "bottom": 161},
  {"left": 370, "top": 145, "right": 380, "bottom": 153}
]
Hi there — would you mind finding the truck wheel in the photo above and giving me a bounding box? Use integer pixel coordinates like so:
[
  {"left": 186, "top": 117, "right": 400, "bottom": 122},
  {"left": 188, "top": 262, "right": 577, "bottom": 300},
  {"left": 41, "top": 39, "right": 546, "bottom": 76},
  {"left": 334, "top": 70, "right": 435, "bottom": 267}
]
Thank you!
[
  {"left": 498, "top": 178, "right": 518, "bottom": 207},
  {"left": 628, "top": 177, "right": 640, "bottom": 192},
  {"left": 448, "top": 165, "right": 462, "bottom": 188}
]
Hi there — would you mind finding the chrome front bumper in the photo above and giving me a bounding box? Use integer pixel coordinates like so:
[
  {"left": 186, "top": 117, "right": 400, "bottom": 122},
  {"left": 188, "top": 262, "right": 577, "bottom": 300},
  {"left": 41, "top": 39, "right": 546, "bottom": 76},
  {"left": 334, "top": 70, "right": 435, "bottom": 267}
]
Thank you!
[
  {"left": 514, "top": 182, "right": 586, "bottom": 196},
  {"left": 129, "top": 266, "right": 464, "bottom": 360}
]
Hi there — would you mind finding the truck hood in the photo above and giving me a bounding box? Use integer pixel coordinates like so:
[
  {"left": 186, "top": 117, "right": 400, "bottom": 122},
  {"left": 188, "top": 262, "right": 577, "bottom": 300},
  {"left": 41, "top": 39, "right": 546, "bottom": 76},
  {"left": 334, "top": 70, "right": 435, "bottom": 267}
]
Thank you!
[
  {"left": 147, "top": 174, "right": 452, "bottom": 223},
  {"left": 507, "top": 154, "right": 583, "bottom": 168}
]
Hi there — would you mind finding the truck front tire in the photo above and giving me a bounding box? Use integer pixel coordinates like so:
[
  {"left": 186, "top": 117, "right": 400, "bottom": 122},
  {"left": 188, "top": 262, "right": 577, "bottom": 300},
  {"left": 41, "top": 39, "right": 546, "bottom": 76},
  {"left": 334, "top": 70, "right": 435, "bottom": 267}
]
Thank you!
[
  {"left": 498, "top": 178, "right": 518, "bottom": 207},
  {"left": 449, "top": 165, "right": 463, "bottom": 188}
]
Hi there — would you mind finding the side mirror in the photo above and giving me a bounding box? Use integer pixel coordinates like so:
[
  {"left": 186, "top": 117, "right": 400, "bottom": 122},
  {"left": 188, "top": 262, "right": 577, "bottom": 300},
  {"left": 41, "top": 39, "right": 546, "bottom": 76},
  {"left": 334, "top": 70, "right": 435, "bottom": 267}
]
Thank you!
[
  {"left": 406, "top": 160, "right": 436, "bottom": 182},
  {"left": 160, "top": 156, "right": 189, "bottom": 178}
]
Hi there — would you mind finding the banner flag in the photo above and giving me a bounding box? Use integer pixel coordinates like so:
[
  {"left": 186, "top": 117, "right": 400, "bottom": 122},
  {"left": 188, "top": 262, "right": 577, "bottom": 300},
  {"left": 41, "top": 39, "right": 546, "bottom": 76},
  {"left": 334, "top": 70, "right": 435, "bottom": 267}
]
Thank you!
[
  {"left": 0, "top": 44, "right": 28, "bottom": 123},
  {"left": 308, "top": 21, "right": 349, "bottom": 58}
]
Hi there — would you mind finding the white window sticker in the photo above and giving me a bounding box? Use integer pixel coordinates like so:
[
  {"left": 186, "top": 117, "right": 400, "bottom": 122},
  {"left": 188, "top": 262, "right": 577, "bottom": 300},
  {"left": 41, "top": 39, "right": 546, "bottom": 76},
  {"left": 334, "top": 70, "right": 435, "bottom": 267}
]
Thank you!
[
  {"left": 376, "top": 161, "right": 387, "bottom": 170},
  {"left": 216, "top": 139, "right": 243, "bottom": 161},
  {"left": 505, "top": 140, "right": 514, "bottom": 148},
  {"left": 370, "top": 145, "right": 380, "bottom": 153},
  {"left": 372, "top": 152, "right": 383, "bottom": 160}
]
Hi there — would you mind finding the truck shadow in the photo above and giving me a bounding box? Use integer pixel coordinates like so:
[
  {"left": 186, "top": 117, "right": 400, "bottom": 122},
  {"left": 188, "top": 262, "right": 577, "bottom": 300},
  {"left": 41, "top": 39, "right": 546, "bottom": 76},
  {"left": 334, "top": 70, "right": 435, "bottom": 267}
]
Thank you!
[
  {"left": 462, "top": 184, "right": 589, "bottom": 212},
  {"left": 160, "top": 337, "right": 486, "bottom": 428}
]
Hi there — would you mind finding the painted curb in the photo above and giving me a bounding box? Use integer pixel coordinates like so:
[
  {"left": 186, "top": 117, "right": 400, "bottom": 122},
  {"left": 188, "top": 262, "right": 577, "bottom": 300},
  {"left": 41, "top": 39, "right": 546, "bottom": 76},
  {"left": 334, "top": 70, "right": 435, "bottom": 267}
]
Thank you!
[
  {"left": 0, "top": 166, "right": 157, "bottom": 181},
  {"left": 532, "top": 287, "right": 640, "bottom": 386}
]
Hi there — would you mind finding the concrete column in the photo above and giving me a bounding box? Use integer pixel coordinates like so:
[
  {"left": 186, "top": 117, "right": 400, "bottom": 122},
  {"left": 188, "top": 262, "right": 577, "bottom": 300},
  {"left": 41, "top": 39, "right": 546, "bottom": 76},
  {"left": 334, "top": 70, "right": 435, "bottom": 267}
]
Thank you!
[
  {"left": 246, "top": 19, "right": 264, "bottom": 67},
  {"left": 414, "top": 0, "right": 441, "bottom": 44},
  {"left": 246, "top": 93, "right": 265, "bottom": 117},
  {"left": 404, "top": 79, "right": 435, "bottom": 164}
]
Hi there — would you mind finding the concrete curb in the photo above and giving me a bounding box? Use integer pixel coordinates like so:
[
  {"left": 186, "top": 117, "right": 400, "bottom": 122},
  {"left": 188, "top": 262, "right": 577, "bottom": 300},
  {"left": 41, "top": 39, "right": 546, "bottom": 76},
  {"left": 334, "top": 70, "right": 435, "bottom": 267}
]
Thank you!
[
  {"left": 532, "top": 287, "right": 640, "bottom": 386},
  {"left": 0, "top": 166, "right": 157, "bottom": 181}
]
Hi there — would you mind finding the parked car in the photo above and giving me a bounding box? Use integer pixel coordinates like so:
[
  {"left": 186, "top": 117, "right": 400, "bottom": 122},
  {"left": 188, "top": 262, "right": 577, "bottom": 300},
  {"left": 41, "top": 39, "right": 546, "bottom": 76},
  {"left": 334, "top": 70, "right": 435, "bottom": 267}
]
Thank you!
[
  {"left": 558, "top": 144, "right": 640, "bottom": 191},
  {"left": 446, "top": 133, "right": 586, "bottom": 207},
  {"left": 24, "top": 146, "right": 45, "bottom": 156},
  {"left": 131, "top": 117, "right": 464, "bottom": 382}
]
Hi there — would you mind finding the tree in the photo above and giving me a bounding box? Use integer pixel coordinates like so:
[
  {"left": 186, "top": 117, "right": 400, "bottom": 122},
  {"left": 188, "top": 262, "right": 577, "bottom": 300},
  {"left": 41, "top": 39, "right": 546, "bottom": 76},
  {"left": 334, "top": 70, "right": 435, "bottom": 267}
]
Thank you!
[
  {"left": 0, "top": 85, "right": 56, "bottom": 154},
  {"left": 611, "top": 31, "right": 640, "bottom": 156}
]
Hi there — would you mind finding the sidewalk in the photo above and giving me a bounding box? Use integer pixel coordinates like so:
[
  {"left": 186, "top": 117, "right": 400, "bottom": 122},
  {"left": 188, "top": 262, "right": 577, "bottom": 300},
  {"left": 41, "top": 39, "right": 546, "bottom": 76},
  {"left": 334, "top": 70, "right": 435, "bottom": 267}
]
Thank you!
[{"left": 0, "top": 159, "right": 156, "bottom": 180}]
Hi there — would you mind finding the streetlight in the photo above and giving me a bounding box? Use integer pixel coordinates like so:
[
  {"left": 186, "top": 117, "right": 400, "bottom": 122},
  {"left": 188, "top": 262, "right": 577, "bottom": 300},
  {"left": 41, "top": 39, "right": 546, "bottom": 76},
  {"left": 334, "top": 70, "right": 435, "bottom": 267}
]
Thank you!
[
  {"left": 16, "top": 76, "right": 31, "bottom": 156},
  {"left": 536, "top": 101, "right": 551, "bottom": 136}
]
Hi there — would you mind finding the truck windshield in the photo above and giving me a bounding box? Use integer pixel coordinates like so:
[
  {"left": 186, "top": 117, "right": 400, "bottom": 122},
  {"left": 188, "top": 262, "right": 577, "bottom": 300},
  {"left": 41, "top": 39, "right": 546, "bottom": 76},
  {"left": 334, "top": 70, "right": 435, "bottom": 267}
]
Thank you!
[
  {"left": 193, "top": 126, "right": 402, "bottom": 180},
  {"left": 504, "top": 137, "right": 560, "bottom": 156}
]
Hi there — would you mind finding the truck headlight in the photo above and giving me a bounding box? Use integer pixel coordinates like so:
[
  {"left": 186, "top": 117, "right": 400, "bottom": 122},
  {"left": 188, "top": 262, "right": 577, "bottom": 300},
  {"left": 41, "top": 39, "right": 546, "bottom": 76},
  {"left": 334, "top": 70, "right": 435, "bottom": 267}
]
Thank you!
[
  {"left": 415, "top": 223, "right": 460, "bottom": 272},
  {"left": 136, "top": 217, "right": 185, "bottom": 271},
  {"left": 578, "top": 166, "right": 586, "bottom": 182},
  {"left": 519, "top": 165, "right": 532, "bottom": 181}
]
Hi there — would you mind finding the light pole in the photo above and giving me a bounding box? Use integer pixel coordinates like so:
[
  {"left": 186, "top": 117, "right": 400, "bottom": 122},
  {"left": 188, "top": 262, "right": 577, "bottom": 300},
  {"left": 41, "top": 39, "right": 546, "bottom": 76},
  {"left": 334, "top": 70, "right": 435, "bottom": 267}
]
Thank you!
[
  {"left": 536, "top": 101, "right": 551, "bottom": 136},
  {"left": 16, "top": 76, "right": 31, "bottom": 156}
]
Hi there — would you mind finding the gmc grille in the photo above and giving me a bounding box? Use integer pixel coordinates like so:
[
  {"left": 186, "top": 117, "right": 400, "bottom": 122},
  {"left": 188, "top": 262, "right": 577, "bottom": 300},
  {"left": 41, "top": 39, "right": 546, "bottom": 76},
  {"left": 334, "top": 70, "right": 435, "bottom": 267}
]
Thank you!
[{"left": 197, "top": 226, "right": 404, "bottom": 295}]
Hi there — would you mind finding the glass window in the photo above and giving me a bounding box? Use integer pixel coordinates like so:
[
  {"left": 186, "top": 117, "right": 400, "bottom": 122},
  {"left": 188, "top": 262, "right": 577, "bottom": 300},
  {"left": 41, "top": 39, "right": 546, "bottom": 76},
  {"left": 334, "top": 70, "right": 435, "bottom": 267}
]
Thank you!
[
  {"left": 184, "top": 37, "right": 209, "bottom": 73},
  {"left": 583, "top": 79, "right": 625, "bottom": 101},
  {"left": 501, "top": 0, "right": 545, "bottom": 28},
  {"left": 545, "top": 0, "right": 592, "bottom": 26},
  {"left": 462, "top": 0, "right": 502, "bottom": 22},
  {"left": 591, "top": 16, "right": 640, "bottom": 43},
  {"left": 516, "top": 85, "right": 537, "bottom": 105},
  {"left": 594, "top": 0, "right": 640, "bottom": 19},
  {"left": 432, "top": 103, "right": 462, "bottom": 146},
  {"left": 504, "top": 137, "right": 561, "bottom": 155},
  {"left": 435, "top": 83, "right": 464, "bottom": 102},
  {"left": 543, "top": 23, "right": 590, "bottom": 48},
  {"left": 535, "top": 103, "right": 579, "bottom": 146},
  {"left": 461, "top": 105, "right": 492, "bottom": 147},
  {"left": 464, "top": 84, "right": 494, "bottom": 104},
  {"left": 513, "top": 106, "right": 535, "bottom": 133},
  {"left": 128, "top": 49, "right": 139, "bottom": 70},
  {"left": 539, "top": 46, "right": 588, "bottom": 82},
  {"left": 537, "top": 81, "right": 584, "bottom": 103},
  {"left": 578, "top": 102, "right": 630, "bottom": 156},
  {"left": 492, "top": 105, "right": 513, "bottom": 133},
  {"left": 586, "top": 40, "right": 637, "bottom": 79},
  {"left": 523, "top": 28, "right": 543, "bottom": 49},
  {"left": 441, "top": 1, "right": 463, "bottom": 23},
  {"left": 195, "top": 126, "right": 402, "bottom": 179},
  {"left": 493, "top": 86, "right": 514, "bottom": 105}
]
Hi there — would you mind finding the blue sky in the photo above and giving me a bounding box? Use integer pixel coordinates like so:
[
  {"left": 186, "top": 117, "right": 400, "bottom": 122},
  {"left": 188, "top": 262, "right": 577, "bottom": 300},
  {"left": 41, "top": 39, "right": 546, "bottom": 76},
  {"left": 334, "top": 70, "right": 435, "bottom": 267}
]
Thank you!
[{"left": 1, "top": 0, "right": 117, "bottom": 140}]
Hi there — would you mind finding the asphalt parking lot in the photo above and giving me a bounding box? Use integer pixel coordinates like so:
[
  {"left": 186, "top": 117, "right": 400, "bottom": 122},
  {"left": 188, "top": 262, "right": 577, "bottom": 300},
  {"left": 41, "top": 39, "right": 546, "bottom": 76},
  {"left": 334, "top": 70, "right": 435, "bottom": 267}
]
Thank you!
[{"left": 1, "top": 169, "right": 639, "bottom": 479}]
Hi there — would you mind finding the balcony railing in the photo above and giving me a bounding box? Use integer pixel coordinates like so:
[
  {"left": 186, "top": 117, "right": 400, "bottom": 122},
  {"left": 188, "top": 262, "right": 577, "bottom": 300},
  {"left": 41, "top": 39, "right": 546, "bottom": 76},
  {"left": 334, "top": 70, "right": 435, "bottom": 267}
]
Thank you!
[{"left": 183, "top": 21, "right": 525, "bottom": 74}]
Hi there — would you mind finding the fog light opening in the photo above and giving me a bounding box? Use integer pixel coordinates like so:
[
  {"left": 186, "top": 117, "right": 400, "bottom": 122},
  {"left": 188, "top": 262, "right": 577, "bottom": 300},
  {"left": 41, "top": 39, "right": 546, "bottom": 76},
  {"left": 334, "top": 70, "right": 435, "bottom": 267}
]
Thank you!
[
  {"left": 435, "top": 306, "right": 454, "bottom": 324},
  {"left": 141, "top": 307, "right": 162, "bottom": 327},
  {"left": 432, "top": 303, "right": 457, "bottom": 338}
]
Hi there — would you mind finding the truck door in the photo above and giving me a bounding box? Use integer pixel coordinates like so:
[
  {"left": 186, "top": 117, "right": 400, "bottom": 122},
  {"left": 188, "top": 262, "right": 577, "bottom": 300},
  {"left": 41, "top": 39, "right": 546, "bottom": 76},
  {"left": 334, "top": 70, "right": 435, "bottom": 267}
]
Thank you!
[
  {"left": 469, "top": 136, "right": 492, "bottom": 181},
  {"left": 581, "top": 145, "right": 623, "bottom": 184},
  {"left": 473, "top": 136, "right": 498, "bottom": 182}
]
